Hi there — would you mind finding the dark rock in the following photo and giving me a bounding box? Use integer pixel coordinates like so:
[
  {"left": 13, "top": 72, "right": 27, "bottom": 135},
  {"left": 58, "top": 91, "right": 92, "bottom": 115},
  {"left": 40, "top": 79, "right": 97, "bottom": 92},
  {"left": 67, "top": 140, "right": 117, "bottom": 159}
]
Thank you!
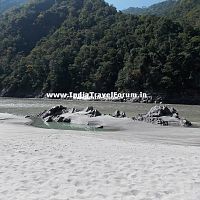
[
  {"left": 112, "top": 110, "right": 126, "bottom": 118},
  {"left": 83, "top": 106, "right": 101, "bottom": 117},
  {"left": 180, "top": 119, "right": 192, "bottom": 127},
  {"left": 44, "top": 116, "right": 53, "bottom": 122},
  {"left": 40, "top": 105, "right": 67, "bottom": 119},
  {"left": 95, "top": 125, "right": 104, "bottom": 129},
  {"left": 155, "top": 119, "right": 168, "bottom": 126},
  {"left": 162, "top": 121, "right": 169, "bottom": 126},
  {"left": 63, "top": 118, "right": 71, "bottom": 123},
  {"left": 56, "top": 117, "right": 65, "bottom": 122},
  {"left": 121, "top": 112, "right": 126, "bottom": 118},
  {"left": 90, "top": 109, "right": 101, "bottom": 117},
  {"left": 69, "top": 107, "right": 79, "bottom": 113},
  {"left": 136, "top": 114, "right": 144, "bottom": 121},
  {"left": 156, "top": 118, "right": 163, "bottom": 125},
  {"left": 84, "top": 106, "right": 94, "bottom": 112},
  {"left": 146, "top": 105, "right": 174, "bottom": 118},
  {"left": 55, "top": 116, "right": 71, "bottom": 123},
  {"left": 172, "top": 113, "right": 179, "bottom": 118},
  {"left": 38, "top": 109, "right": 47, "bottom": 117},
  {"left": 132, "top": 117, "right": 136, "bottom": 120},
  {"left": 113, "top": 110, "right": 121, "bottom": 118}
]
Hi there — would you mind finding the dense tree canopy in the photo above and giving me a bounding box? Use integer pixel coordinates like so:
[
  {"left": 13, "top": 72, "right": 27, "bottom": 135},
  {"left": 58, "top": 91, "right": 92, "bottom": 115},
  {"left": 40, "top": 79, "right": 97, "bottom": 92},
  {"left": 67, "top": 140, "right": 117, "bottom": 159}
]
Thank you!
[
  {"left": 123, "top": 0, "right": 200, "bottom": 28},
  {"left": 123, "top": 0, "right": 177, "bottom": 16},
  {"left": 0, "top": 0, "right": 199, "bottom": 98}
]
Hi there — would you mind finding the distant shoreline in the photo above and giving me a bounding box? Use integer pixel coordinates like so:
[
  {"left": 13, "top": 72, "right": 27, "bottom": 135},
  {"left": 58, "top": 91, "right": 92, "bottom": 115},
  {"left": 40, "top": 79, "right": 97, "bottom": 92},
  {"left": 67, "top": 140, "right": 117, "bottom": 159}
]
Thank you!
[{"left": 0, "top": 96, "right": 200, "bottom": 106}]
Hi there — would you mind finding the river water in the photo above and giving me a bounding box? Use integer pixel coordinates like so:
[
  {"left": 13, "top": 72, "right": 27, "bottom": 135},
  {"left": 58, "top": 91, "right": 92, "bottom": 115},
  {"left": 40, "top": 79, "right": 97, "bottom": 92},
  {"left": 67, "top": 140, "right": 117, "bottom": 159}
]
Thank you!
[{"left": 0, "top": 98, "right": 199, "bottom": 123}]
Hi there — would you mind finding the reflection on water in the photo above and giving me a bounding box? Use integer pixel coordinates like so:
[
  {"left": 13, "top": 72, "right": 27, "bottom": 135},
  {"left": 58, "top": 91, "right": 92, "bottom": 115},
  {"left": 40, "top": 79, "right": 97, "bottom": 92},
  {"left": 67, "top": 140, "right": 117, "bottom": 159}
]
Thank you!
[{"left": 0, "top": 97, "right": 199, "bottom": 124}]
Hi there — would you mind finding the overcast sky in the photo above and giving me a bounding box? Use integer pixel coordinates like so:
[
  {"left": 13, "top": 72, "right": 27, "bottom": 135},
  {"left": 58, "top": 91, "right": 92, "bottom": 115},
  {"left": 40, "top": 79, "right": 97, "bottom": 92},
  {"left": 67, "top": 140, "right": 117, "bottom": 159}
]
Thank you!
[{"left": 105, "top": 0, "right": 165, "bottom": 10}]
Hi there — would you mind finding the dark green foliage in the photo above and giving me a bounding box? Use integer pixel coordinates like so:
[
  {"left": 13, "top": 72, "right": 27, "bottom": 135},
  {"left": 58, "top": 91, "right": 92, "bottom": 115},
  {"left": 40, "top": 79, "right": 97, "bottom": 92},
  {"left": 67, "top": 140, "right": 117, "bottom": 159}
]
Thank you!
[
  {"left": 171, "top": 0, "right": 200, "bottom": 28},
  {"left": 123, "top": 0, "right": 200, "bottom": 28},
  {"left": 0, "top": 0, "right": 199, "bottom": 97},
  {"left": 123, "top": 0, "right": 177, "bottom": 16}
]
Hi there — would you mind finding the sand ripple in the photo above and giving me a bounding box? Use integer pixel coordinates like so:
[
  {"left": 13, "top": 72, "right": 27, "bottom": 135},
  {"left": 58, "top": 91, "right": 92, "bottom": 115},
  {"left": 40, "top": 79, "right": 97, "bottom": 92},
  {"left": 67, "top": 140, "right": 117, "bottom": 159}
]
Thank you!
[{"left": 1, "top": 132, "right": 200, "bottom": 200}]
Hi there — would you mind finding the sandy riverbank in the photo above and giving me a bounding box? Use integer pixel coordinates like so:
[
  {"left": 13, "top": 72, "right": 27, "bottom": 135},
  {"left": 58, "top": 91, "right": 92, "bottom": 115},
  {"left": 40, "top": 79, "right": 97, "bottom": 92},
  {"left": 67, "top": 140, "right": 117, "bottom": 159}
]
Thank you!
[{"left": 0, "top": 113, "right": 200, "bottom": 200}]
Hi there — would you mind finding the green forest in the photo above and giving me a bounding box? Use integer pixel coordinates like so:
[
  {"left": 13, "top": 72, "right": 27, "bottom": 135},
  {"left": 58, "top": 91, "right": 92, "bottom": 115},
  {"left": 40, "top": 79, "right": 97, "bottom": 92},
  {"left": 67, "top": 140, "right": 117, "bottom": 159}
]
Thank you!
[
  {"left": 124, "top": 0, "right": 200, "bottom": 28},
  {"left": 0, "top": 0, "right": 199, "bottom": 102}
]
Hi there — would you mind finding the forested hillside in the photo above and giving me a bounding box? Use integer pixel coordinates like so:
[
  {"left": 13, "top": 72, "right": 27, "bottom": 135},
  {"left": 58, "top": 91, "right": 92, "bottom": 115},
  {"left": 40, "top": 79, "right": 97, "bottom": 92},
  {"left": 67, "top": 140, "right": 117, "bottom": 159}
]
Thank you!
[
  {"left": 171, "top": 0, "right": 200, "bottom": 28},
  {"left": 123, "top": 0, "right": 177, "bottom": 16},
  {"left": 0, "top": 0, "right": 199, "bottom": 102},
  {"left": 0, "top": 0, "right": 28, "bottom": 14},
  {"left": 124, "top": 0, "right": 200, "bottom": 28}
]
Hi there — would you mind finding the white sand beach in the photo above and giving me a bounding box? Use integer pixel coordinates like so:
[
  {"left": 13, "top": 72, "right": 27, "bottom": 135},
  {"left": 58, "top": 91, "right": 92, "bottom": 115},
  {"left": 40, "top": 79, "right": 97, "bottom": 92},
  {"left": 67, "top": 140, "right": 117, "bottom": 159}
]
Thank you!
[{"left": 1, "top": 113, "right": 200, "bottom": 200}]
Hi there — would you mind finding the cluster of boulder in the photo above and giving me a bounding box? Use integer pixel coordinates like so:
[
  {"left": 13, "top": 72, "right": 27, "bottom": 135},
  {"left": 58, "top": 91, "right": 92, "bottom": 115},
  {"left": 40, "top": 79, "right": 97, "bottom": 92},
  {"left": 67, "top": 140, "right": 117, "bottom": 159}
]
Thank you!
[
  {"left": 83, "top": 106, "right": 102, "bottom": 117},
  {"left": 38, "top": 105, "right": 102, "bottom": 123},
  {"left": 134, "top": 105, "right": 192, "bottom": 127},
  {"left": 39, "top": 105, "right": 69, "bottom": 123},
  {"left": 38, "top": 104, "right": 192, "bottom": 128},
  {"left": 38, "top": 105, "right": 128, "bottom": 123}
]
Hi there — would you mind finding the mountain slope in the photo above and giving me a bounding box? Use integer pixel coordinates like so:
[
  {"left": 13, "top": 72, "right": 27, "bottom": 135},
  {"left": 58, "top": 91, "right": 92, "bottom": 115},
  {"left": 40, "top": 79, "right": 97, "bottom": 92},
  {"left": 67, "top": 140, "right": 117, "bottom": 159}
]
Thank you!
[
  {"left": 171, "top": 0, "right": 200, "bottom": 28},
  {"left": 0, "top": 0, "right": 29, "bottom": 14},
  {"left": 123, "top": 0, "right": 200, "bottom": 28},
  {"left": 123, "top": 0, "right": 177, "bottom": 16},
  {"left": 0, "top": 0, "right": 199, "bottom": 100}
]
